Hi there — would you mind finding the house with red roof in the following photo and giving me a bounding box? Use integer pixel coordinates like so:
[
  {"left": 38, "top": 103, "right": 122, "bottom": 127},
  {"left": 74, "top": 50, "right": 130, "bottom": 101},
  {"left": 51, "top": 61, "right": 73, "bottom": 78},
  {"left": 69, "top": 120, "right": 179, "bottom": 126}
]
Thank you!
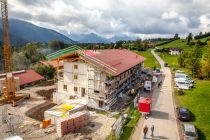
[
  {"left": 0, "top": 70, "right": 45, "bottom": 94},
  {"left": 52, "top": 49, "right": 145, "bottom": 111}
]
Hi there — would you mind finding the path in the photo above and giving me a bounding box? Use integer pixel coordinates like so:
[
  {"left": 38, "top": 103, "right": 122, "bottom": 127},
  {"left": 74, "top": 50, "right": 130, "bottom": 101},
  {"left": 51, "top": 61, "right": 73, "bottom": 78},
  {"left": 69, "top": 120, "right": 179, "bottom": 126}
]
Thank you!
[{"left": 132, "top": 49, "right": 180, "bottom": 140}]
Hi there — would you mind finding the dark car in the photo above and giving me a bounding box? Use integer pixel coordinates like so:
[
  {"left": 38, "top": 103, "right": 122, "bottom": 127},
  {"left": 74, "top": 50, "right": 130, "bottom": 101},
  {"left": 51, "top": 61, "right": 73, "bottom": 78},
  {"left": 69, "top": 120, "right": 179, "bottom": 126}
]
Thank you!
[
  {"left": 177, "top": 107, "right": 190, "bottom": 121},
  {"left": 164, "top": 63, "right": 168, "bottom": 67}
]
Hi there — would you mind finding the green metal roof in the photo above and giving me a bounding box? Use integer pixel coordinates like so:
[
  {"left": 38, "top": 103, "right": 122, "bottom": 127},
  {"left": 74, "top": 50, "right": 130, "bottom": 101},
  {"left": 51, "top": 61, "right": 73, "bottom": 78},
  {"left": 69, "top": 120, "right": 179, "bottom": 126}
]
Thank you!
[{"left": 46, "top": 45, "right": 83, "bottom": 60}]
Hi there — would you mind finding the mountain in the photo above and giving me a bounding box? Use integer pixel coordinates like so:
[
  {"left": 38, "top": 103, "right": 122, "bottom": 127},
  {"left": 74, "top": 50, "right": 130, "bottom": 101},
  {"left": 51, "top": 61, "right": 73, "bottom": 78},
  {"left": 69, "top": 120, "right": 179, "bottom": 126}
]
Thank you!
[
  {"left": 69, "top": 33, "right": 109, "bottom": 44},
  {"left": 108, "top": 35, "right": 136, "bottom": 43},
  {"left": 0, "top": 19, "right": 75, "bottom": 46}
]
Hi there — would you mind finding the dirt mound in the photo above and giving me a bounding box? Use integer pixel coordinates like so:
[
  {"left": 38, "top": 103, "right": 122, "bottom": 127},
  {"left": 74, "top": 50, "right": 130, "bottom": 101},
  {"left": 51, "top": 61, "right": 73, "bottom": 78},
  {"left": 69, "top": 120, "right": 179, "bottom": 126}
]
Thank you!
[
  {"left": 25, "top": 101, "right": 56, "bottom": 121},
  {"left": 36, "top": 88, "right": 55, "bottom": 100}
]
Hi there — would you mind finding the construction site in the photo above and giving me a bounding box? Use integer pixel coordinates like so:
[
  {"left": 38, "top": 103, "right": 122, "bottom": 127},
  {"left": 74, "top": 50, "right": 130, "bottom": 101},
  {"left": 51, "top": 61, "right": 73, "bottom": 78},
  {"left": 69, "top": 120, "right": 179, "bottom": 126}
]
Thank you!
[{"left": 0, "top": 0, "right": 150, "bottom": 139}]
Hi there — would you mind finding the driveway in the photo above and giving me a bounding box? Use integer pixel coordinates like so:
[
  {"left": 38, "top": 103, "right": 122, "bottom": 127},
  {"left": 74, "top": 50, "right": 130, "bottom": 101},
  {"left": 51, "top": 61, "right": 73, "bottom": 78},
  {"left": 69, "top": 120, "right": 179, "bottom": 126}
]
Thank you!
[{"left": 132, "top": 49, "right": 180, "bottom": 140}]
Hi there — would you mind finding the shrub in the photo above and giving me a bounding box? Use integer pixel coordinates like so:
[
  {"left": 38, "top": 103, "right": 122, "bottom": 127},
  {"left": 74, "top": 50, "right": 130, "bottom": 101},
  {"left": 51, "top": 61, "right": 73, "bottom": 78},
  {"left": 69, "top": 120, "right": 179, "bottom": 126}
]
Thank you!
[{"left": 177, "top": 89, "right": 185, "bottom": 96}]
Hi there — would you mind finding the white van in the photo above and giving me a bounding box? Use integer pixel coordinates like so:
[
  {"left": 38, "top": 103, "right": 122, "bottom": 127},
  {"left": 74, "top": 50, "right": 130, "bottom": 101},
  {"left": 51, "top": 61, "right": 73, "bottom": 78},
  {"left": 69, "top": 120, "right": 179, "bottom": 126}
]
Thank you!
[{"left": 144, "top": 81, "right": 152, "bottom": 91}]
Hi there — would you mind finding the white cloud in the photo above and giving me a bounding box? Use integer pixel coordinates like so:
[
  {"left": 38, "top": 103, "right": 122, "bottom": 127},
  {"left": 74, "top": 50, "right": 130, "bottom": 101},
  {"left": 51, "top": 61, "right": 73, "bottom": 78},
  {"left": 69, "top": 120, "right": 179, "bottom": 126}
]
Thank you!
[
  {"left": 5, "top": 0, "right": 210, "bottom": 38},
  {"left": 200, "top": 14, "right": 210, "bottom": 32},
  {"left": 162, "top": 11, "right": 179, "bottom": 19}
]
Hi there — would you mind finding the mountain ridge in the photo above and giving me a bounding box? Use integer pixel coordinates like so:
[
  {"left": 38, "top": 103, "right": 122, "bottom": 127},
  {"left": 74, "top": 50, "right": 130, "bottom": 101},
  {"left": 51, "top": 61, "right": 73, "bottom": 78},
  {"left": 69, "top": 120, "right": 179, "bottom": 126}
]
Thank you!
[{"left": 0, "top": 18, "right": 76, "bottom": 46}]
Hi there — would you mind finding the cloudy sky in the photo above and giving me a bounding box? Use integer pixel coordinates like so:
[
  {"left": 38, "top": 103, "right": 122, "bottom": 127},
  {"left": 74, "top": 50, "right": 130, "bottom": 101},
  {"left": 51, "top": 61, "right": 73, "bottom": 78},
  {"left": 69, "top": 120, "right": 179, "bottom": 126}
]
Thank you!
[{"left": 8, "top": 0, "right": 210, "bottom": 38}]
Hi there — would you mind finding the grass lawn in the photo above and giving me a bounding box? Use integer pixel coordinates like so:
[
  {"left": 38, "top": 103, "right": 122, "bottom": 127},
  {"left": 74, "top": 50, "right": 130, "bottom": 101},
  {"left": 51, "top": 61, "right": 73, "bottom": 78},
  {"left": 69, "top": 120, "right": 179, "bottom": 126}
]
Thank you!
[
  {"left": 199, "top": 36, "right": 210, "bottom": 42},
  {"left": 175, "top": 80, "right": 210, "bottom": 140},
  {"left": 120, "top": 105, "right": 141, "bottom": 140},
  {"left": 157, "top": 52, "right": 179, "bottom": 68},
  {"left": 156, "top": 39, "right": 192, "bottom": 51},
  {"left": 134, "top": 50, "right": 160, "bottom": 69}
]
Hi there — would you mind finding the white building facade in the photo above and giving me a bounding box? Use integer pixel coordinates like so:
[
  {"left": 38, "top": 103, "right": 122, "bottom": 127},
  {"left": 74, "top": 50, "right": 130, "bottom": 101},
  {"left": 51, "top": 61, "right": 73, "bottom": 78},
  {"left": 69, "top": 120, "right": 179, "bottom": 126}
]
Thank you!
[{"left": 53, "top": 49, "right": 145, "bottom": 111}]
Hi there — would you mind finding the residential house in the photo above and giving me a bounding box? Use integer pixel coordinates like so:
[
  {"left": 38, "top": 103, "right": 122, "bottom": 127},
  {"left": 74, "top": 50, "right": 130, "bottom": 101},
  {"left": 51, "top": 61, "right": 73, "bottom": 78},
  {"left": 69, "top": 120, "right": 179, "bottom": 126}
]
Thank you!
[
  {"left": 52, "top": 49, "right": 145, "bottom": 111},
  {"left": 169, "top": 48, "right": 183, "bottom": 55}
]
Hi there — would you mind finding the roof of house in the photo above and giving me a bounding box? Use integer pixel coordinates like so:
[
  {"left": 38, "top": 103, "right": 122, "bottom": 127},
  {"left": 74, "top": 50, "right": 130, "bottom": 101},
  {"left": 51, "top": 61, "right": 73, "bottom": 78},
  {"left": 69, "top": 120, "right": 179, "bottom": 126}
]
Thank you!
[
  {"left": 169, "top": 48, "right": 183, "bottom": 51},
  {"left": 0, "top": 70, "right": 44, "bottom": 86},
  {"left": 82, "top": 49, "right": 145, "bottom": 76},
  {"left": 46, "top": 46, "right": 82, "bottom": 60},
  {"left": 40, "top": 60, "right": 64, "bottom": 68},
  {"left": 46, "top": 48, "right": 145, "bottom": 76}
]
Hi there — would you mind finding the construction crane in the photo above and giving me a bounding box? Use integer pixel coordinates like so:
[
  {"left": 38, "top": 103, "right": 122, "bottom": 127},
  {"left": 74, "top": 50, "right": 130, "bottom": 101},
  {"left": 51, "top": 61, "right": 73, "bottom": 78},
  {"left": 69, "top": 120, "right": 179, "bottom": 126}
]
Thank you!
[
  {"left": 0, "top": 0, "right": 30, "bottom": 106},
  {"left": 1, "top": 0, "right": 16, "bottom": 106}
]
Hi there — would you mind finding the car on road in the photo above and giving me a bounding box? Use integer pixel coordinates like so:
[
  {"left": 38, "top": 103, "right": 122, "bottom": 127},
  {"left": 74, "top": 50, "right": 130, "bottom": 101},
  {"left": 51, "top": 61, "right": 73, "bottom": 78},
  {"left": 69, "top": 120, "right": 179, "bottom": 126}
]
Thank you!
[
  {"left": 177, "top": 107, "right": 190, "bottom": 121},
  {"left": 164, "top": 62, "right": 168, "bottom": 67},
  {"left": 181, "top": 123, "right": 198, "bottom": 140},
  {"left": 144, "top": 81, "right": 152, "bottom": 91}
]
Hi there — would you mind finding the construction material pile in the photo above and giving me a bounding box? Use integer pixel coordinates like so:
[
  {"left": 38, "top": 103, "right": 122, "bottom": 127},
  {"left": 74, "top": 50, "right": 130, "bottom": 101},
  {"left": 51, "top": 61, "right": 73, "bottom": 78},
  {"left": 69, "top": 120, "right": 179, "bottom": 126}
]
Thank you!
[{"left": 56, "top": 111, "right": 90, "bottom": 137}]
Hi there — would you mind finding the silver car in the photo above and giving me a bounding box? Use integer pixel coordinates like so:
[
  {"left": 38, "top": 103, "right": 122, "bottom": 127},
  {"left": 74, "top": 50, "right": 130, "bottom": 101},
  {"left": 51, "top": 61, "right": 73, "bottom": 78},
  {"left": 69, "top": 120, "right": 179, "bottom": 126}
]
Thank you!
[{"left": 181, "top": 123, "right": 198, "bottom": 140}]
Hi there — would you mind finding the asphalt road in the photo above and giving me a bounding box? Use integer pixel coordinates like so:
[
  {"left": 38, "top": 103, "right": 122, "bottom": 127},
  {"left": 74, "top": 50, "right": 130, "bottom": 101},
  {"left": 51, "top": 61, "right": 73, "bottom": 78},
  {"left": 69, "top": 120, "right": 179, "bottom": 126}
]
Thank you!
[{"left": 132, "top": 49, "right": 180, "bottom": 140}]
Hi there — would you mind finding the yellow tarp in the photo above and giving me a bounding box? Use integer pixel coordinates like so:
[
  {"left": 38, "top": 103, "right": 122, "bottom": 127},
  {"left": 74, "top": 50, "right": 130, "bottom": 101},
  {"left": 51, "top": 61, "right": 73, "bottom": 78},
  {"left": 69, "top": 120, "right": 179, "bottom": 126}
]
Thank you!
[{"left": 58, "top": 103, "right": 74, "bottom": 112}]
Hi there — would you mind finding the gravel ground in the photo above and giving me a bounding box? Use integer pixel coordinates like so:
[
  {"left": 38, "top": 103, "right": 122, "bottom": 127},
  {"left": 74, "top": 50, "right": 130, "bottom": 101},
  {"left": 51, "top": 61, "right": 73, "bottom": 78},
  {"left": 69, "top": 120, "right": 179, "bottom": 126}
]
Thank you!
[{"left": 0, "top": 85, "right": 116, "bottom": 140}]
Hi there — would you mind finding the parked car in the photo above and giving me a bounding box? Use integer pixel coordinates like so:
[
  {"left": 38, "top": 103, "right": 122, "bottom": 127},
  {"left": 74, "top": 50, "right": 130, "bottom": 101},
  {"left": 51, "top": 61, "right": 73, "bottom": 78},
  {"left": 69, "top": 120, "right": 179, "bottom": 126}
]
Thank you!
[
  {"left": 177, "top": 107, "right": 190, "bottom": 121},
  {"left": 175, "top": 77, "right": 194, "bottom": 84},
  {"left": 164, "top": 63, "right": 168, "bottom": 67},
  {"left": 181, "top": 123, "right": 198, "bottom": 140},
  {"left": 144, "top": 81, "right": 152, "bottom": 91},
  {"left": 175, "top": 73, "right": 194, "bottom": 82},
  {"left": 175, "top": 78, "right": 193, "bottom": 88},
  {"left": 154, "top": 68, "right": 162, "bottom": 76}
]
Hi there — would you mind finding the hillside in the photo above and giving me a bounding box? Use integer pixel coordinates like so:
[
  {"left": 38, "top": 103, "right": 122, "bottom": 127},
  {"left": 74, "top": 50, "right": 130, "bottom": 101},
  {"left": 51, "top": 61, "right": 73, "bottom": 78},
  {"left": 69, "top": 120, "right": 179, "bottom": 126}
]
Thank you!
[
  {"left": 0, "top": 28, "right": 28, "bottom": 46},
  {"left": 156, "top": 39, "right": 191, "bottom": 51},
  {"left": 69, "top": 33, "right": 109, "bottom": 44},
  {"left": 0, "top": 19, "right": 75, "bottom": 46},
  {"left": 108, "top": 35, "right": 135, "bottom": 43}
]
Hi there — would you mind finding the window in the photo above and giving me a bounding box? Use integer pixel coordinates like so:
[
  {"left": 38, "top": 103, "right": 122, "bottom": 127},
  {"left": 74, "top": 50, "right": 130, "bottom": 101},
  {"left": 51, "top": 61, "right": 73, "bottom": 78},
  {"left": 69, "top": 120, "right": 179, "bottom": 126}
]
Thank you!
[
  {"left": 74, "top": 64, "right": 78, "bottom": 69},
  {"left": 74, "top": 87, "right": 78, "bottom": 92},
  {"left": 94, "top": 90, "right": 100, "bottom": 93},
  {"left": 74, "top": 75, "right": 78, "bottom": 80},
  {"left": 63, "top": 84, "right": 67, "bottom": 90},
  {"left": 99, "top": 101, "right": 104, "bottom": 108}
]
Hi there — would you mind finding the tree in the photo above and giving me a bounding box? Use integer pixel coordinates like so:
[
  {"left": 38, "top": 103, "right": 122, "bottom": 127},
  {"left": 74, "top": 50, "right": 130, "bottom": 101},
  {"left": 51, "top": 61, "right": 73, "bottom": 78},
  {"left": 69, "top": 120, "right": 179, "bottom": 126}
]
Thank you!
[
  {"left": 186, "top": 33, "right": 193, "bottom": 44},
  {"left": 115, "top": 40, "right": 124, "bottom": 49},
  {"left": 143, "top": 42, "right": 149, "bottom": 50},
  {"left": 201, "top": 41, "right": 210, "bottom": 79},
  {"left": 48, "top": 40, "right": 66, "bottom": 51},
  {"left": 32, "top": 64, "right": 56, "bottom": 80},
  {"left": 199, "top": 32, "right": 203, "bottom": 36},
  {"left": 12, "top": 52, "right": 30, "bottom": 70},
  {"left": 188, "top": 46, "right": 203, "bottom": 77},
  {"left": 134, "top": 39, "right": 144, "bottom": 51},
  {"left": 196, "top": 39, "right": 202, "bottom": 47},
  {"left": 22, "top": 43, "right": 45, "bottom": 63},
  {"left": 174, "top": 33, "right": 180, "bottom": 39},
  {"left": 178, "top": 52, "right": 189, "bottom": 68}
]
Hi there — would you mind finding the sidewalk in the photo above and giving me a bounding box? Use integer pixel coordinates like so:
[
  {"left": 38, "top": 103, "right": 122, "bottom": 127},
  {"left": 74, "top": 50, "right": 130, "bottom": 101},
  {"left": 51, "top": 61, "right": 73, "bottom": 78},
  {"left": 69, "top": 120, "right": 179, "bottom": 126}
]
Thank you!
[{"left": 131, "top": 50, "right": 180, "bottom": 140}]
